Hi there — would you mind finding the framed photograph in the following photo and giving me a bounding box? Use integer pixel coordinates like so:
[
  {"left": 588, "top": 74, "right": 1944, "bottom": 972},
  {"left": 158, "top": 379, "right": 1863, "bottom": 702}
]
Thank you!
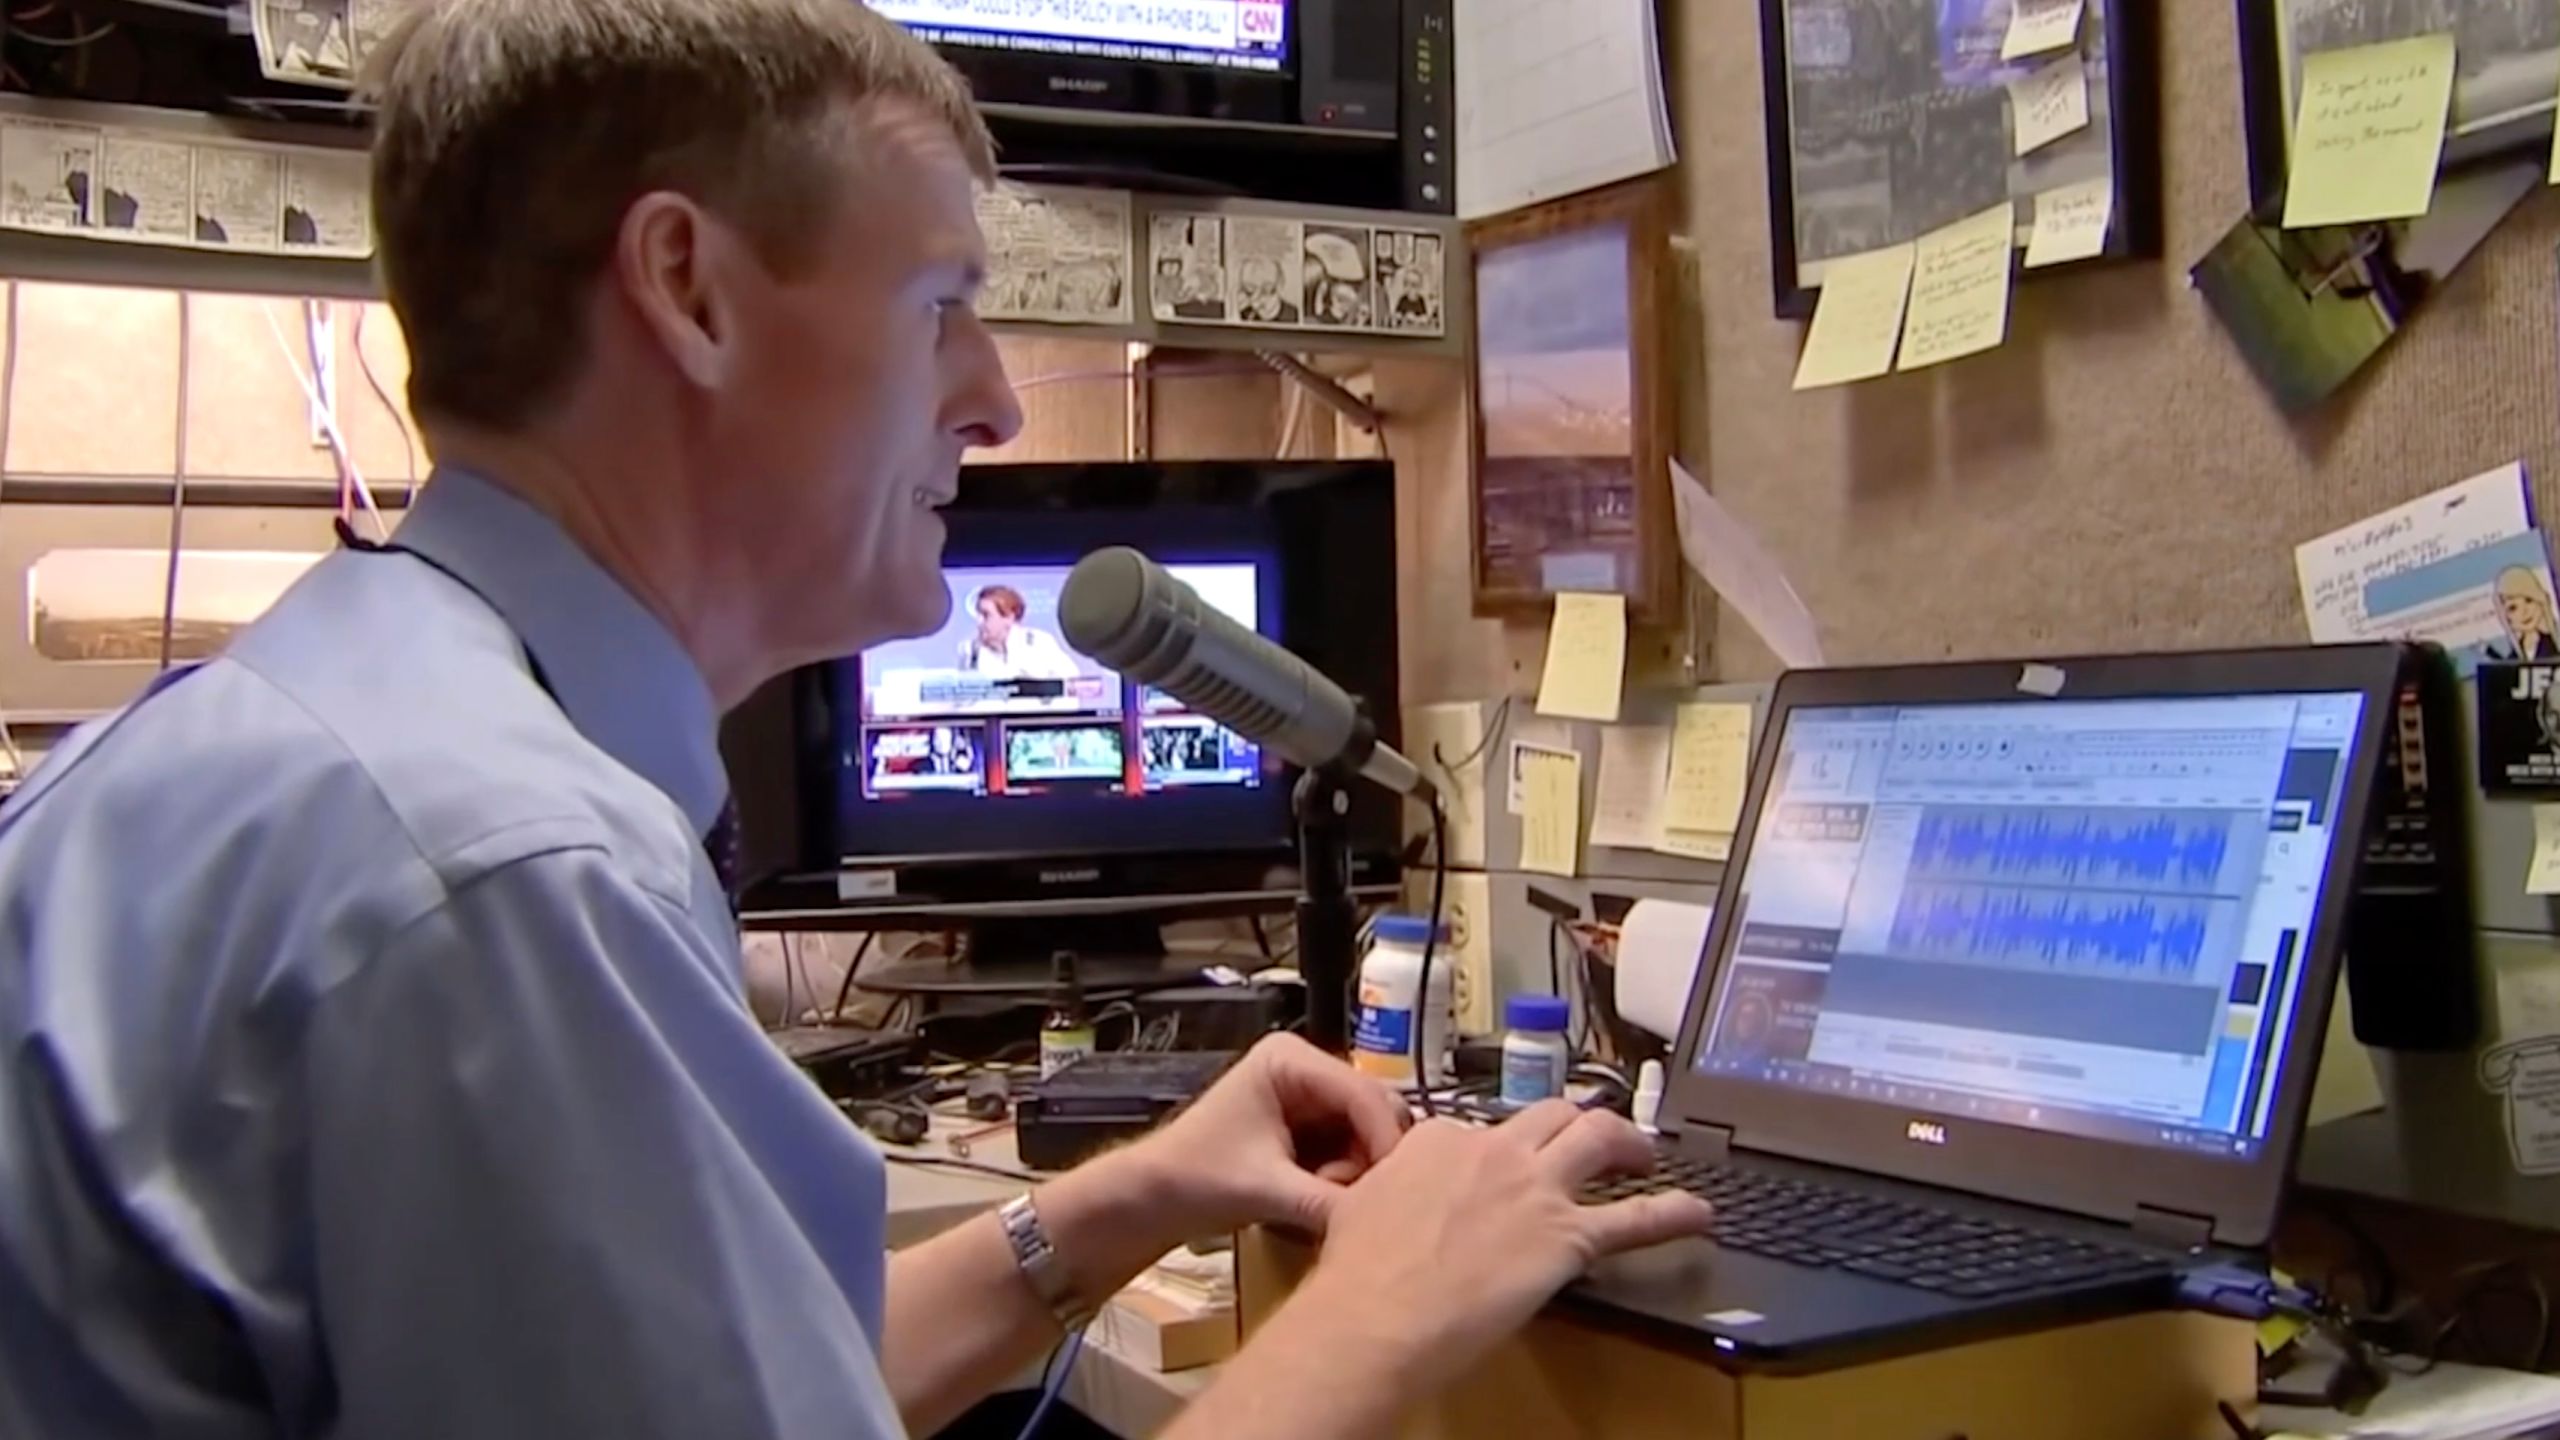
[
  {"left": 1467, "top": 180, "right": 1679, "bottom": 625},
  {"left": 1761, "top": 0, "right": 2162, "bottom": 318},
  {"left": 2237, "top": 1, "right": 2560, "bottom": 215},
  {"left": 0, "top": 480, "right": 405, "bottom": 722}
]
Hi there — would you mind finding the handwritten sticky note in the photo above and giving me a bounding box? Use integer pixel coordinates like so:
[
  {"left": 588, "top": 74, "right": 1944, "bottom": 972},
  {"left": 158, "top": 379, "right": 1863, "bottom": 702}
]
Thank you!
[
  {"left": 2008, "top": 52, "right": 2089, "bottom": 155},
  {"left": 2282, "top": 34, "right": 2456, "bottom": 229},
  {"left": 2025, "top": 176, "right": 2114, "bottom": 268},
  {"left": 1590, "top": 724, "right": 1671, "bottom": 851},
  {"left": 1792, "top": 241, "right": 1917, "bottom": 390},
  {"left": 1897, "top": 203, "right": 2015, "bottom": 371},
  {"left": 1535, "top": 592, "right": 1628, "bottom": 721},
  {"left": 1518, "top": 746, "right": 1583, "bottom": 878},
  {"left": 2001, "top": 0, "right": 2083, "bottom": 60},
  {"left": 2532, "top": 805, "right": 2560, "bottom": 895},
  {"left": 1663, "top": 703, "right": 1752, "bottom": 836}
]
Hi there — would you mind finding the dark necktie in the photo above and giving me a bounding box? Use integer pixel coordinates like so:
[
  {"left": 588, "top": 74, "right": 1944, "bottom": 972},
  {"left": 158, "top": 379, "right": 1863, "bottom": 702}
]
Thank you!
[{"left": 704, "top": 795, "right": 742, "bottom": 909}]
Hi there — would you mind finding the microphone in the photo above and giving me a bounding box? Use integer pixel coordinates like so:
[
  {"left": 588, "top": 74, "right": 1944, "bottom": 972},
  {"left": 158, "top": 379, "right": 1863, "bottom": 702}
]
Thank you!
[{"left": 1058, "top": 547, "right": 1435, "bottom": 806}]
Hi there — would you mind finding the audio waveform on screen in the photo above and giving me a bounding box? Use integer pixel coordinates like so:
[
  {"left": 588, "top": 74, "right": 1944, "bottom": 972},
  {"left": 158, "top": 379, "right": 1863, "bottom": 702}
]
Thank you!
[
  {"left": 1886, "top": 883, "right": 2217, "bottom": 977},
  {"left": 1907, "top": 807, "right": 2237, "bottom": 893}
]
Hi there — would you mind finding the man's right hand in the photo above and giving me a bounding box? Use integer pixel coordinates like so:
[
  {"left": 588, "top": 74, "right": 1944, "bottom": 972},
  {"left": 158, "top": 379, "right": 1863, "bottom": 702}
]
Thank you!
[{"left": 1284, "top": 1100, "right": 1714, "bottom": 1391}]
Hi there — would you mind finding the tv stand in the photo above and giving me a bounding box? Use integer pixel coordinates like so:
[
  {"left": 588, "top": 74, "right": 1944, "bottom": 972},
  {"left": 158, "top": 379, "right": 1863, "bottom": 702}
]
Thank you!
[{"left": 858, "top": 913, "right": 1212, "bottom": 997}]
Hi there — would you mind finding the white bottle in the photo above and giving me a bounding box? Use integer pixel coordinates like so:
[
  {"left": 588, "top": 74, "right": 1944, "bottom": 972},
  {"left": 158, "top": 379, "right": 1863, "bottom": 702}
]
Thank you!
[
  {"left": 1497, "top": 994, "right": 1573, "bottom": 1107},
  {"left": 1351, "top": 914, "right": 1454, "bottom": 1086}
]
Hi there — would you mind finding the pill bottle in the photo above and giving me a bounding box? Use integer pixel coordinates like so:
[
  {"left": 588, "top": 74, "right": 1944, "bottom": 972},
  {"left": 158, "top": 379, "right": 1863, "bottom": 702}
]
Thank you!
[
  {"left": 1498, "top": 994, "right": 1573, "bottom": 1107},
  {"left": 1351, "top": 914, "right": 1454, "bottom": 1086}
]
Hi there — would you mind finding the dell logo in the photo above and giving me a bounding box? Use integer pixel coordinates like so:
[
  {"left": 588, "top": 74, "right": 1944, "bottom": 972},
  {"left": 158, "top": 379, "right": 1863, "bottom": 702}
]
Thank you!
[
  {"left": 1905, "top": 1119, "right": 1948, "bottom": 1146},
  {"left": 1038, "top": 868, "right": 1101, "bottom": 885}
]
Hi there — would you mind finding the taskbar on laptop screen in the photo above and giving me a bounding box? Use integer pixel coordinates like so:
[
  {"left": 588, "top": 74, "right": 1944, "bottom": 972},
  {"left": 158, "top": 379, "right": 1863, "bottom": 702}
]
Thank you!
[{"left": 1693, "top": 691, "right": 2366, "bottom": 1163}]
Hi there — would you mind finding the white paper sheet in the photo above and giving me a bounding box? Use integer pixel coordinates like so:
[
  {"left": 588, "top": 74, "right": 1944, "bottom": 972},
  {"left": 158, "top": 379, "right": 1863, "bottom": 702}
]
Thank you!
[
  {"left": 1670, "top": 460, "right": 1826, "bottom": 669},
  {"left": 1589, "top": 724, "right": 1670, "bottom": 851},
  {"left": 1455, "top": 0, "right": 1675, "bottom": 219},
  {"left": 2294, "top": 464, "right": 2534, "bottom": 644}
]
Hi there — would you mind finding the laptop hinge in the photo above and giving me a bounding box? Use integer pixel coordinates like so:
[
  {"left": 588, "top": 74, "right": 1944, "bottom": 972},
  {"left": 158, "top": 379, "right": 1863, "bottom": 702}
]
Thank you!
[
  {"left": 1670, "top": 1122, "right": 1733, "bottom": 1162},
  {"left": 2132, "top": 1203, "right": 2215, "bottom": 1250}
]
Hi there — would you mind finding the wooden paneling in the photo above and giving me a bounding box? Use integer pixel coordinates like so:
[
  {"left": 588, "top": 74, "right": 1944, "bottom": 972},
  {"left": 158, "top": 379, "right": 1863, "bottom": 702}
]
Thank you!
[
  {"left": 181, "top": 293, "right": 339, "bottom": 482},
  {"left": 977, "top": 335, "right": 1131, "bottom": 465},
  {"left": 5, "top": 282, "right": 181, "bottom": 479}
]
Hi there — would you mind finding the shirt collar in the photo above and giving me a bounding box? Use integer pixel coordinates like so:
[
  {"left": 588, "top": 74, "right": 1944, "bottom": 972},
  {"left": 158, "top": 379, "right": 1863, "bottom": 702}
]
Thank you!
[{"left": 389, "top": 469, "right": 727, "bottom": 834}]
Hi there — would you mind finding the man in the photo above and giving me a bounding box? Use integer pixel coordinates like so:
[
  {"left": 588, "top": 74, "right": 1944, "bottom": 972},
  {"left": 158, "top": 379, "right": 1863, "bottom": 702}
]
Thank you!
[
  {"left": 957, "top": 582, "right": 1081, "bottom": 681},
  {"left": 0, "top": 2, "right": 1707, "bottom": 1436}
]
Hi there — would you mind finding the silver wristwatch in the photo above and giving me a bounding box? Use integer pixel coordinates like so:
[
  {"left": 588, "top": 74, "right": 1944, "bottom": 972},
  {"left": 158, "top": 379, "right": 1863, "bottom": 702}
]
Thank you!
[{"left": 997, "top": 1194, "right": 1094, "bottom": 1331}]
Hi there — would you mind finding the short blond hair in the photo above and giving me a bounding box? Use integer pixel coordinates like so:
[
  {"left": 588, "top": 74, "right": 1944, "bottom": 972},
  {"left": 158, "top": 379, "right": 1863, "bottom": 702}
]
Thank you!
[{"left": 363, "top": 0, "right": 994, "bottom": 429}]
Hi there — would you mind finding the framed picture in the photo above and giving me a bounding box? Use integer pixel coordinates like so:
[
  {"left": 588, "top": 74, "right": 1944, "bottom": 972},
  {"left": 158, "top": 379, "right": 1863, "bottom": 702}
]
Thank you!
[
  {"left": 0, "top": 480, "right": 409, "bottom": 722},
  {"left": 1760, "top": 0, "right": 2161, "bottom": 318},
  {"left": 2237, "top": 1, "right": 2560, "bottom": 215},
  {"left": 1467, "top": 180, "right": 1679, "bottom": 625}
]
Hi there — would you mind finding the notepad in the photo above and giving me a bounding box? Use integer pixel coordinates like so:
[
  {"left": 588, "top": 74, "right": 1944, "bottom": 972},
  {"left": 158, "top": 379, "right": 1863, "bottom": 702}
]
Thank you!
[
  {"left": 1518, "top": 746, "right": 1583, "bottom": 878},
  {"left": 2282, "top": 33, "right": 2456, "bottom": 229},
  {"left": 1535, "top": 592, "right": 1629, "bottom": 722},
  {"left": 1897, "top": 204, "right": 2015, "bottom": 371},
  {"left": 1791, "top": 241, "right": 1917, "bottom": 390},
  {"left": 2024, "top": 176, "right": 2113, "bottom": 268},
  {"left": 1663, "top": 703, "right": 1751, "bottom": 837},
  {"left": 2000, "top": 0, "right": 2083, "bottom": 60}
]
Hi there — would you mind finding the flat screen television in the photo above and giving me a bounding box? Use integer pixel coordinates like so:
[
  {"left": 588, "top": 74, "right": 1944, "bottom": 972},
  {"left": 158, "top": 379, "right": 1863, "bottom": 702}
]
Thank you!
[{"left": 724, "top": 460, "right": 1406, "bottom": 966}]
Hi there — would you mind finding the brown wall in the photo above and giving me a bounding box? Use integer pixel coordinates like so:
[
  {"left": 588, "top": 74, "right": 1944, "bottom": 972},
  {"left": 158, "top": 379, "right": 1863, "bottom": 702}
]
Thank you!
[{"left": 1652, "top": 0, "right": 2560, "bottom": 679}]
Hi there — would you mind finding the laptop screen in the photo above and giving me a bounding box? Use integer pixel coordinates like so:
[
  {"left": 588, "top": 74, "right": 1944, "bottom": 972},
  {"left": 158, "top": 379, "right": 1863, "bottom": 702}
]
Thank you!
[{"left": 1691, "top": 690, "right": 2366, "bottom": 1162}]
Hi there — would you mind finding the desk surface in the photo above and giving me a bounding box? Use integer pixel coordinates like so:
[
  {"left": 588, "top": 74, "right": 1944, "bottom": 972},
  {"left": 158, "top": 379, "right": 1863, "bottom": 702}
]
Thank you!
[{"left": 878, "top": 1121, "right": 1215, "bottom": 1438}]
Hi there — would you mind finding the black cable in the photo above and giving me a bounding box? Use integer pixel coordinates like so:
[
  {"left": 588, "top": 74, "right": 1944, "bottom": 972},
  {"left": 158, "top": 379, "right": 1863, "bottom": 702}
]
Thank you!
[
  {"left": 827, "top": 933, "right": 879, "bottom": 1025},
  {"left": 1546, "top": 917, "right": 1565, "bottom": 999},
  {"left": 1249, "top": 914, "right": 1275, "bottom": 963},
  {"left": 1412, "top": 799, "right": 1449, "bottom": 1117}
]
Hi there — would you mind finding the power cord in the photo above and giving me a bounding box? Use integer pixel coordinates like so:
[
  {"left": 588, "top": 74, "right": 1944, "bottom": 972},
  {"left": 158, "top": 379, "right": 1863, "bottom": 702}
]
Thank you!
[
  {"left": 1411, "top": 797, "right": 1449, "bottom": 1117},
  {"left": 1014, "top": 1327, "right": 1087, "bottom": 1440}
]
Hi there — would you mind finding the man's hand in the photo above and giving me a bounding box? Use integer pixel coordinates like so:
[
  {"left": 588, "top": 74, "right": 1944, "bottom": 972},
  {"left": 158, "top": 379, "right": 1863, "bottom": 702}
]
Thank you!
[
  {"left": 1158, "top": 1101, "right": 1713, "bottom": 1440},
  {"left": 1291, "top": 1101, "right": 1712, "bottom": 1382},
  {"left": 1125, "top": 1032, "right": 1412, "bottom": 1238}
]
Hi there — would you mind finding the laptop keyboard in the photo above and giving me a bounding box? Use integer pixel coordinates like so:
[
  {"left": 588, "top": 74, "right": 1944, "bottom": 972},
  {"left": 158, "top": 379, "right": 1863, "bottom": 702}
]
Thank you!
[{"left": 1581, "top": 1151, "right": 2174, "bottom": 1300}]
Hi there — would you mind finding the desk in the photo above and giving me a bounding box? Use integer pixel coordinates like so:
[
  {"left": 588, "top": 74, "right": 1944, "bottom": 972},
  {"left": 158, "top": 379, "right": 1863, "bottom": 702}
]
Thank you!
[{"left": 879, "top": 1122, "right": 1218, "bottom": 1438}]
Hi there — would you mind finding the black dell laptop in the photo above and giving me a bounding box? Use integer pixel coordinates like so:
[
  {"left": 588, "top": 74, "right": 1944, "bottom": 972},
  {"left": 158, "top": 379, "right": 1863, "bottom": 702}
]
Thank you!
[{"left": 1571, "top": 644, "right": 2408, "bottom": 1373}]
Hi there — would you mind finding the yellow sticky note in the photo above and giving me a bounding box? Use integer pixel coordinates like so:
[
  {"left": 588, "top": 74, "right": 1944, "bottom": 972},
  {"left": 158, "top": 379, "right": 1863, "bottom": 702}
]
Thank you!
[
  {"left": 2024, "top": 176, "right": 2113, "bottom": 268},
  {"left": 1655, "top": 827, "right": 1733, "bottom": 863},
  {"left": 2282, "top": 34, "right": 2456, "bottom": 229},
  {"left": 2008, "top": 52, "right": 2089, "bottom": 155},
  {"left": 2530, "top": 804, "right": 2560, "bottom": 895},
  {"left": 1663, "top": 703, "right": 1752, "bottom": 836},
  {"left": 2550, "top": 63, "right": 2560, "bottom": 183},
  {"left": 2000, "top": 0, "right": 2083, "bottom": 60},
  {"left": 1791, "top": 241, "right": 1917, "bottom": 390},
  {"left": 1518, "top": 747, "right": 1583, "bottom": 878},
  {"left": 1897, "top": 203, "right": 2015, "bottom": 372},
  {"left": 1535, "top": 592, "right": 1628, "bottom": 722},
  {"left": 2258, "top": 1269, "right": 2310, "bottom": 1357}
]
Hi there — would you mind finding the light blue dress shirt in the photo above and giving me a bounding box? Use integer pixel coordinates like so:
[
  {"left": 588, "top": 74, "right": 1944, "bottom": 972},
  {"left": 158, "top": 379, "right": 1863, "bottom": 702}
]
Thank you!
[{"left": 0, "top": 471, "right": 904, "bottom": 1439}]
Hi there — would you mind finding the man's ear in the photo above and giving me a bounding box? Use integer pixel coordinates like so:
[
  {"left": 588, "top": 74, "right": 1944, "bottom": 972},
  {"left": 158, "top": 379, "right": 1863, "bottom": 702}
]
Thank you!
[{"left": 616, "top": 191, "right": 742, "bottom": 392}]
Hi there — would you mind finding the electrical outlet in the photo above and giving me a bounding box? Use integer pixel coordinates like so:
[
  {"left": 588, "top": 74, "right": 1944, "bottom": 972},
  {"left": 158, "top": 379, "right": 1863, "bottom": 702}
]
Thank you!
[{"left": 1442, "top": 872, "right": 1496, "bottom": 1035}]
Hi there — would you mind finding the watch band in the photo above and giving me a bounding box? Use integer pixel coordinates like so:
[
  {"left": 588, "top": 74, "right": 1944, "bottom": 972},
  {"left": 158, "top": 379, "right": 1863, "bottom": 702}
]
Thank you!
[{"left": 998, "top": 1194, "right": 1094, "bottom": 1331}]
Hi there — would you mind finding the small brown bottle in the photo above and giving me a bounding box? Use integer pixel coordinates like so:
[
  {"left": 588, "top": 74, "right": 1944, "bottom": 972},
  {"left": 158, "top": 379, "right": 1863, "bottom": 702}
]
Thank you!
[{"left": 1039, "top": 950, "right": 1095, "bottom": 1078}]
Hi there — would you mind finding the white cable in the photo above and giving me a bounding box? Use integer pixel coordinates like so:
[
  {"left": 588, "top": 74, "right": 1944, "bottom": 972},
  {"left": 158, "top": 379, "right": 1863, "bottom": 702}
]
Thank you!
[{"left": 261, "top": 302, "right": 387, "bottom": 540}]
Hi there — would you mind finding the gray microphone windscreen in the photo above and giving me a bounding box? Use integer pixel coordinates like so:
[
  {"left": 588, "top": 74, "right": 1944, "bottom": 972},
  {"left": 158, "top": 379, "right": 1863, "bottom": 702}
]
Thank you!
[{"left": 1059, "top": 547, "right": 1358, "bottom": 772}]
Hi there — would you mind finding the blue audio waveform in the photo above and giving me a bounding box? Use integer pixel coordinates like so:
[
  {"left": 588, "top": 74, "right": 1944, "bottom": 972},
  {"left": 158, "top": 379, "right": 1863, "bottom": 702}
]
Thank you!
[
  {"left": 1908, "top": 807, "right": 2234, "bottom": 892},
  {"left": 1887, "top": 884, "right": 2216, "bottom": 977}
]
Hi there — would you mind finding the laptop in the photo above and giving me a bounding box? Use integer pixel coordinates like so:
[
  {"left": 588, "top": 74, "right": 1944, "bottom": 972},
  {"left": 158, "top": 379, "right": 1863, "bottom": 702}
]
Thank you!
[{"left": 1570, "top": 644, "right": 2409, "bottom": 1373}]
